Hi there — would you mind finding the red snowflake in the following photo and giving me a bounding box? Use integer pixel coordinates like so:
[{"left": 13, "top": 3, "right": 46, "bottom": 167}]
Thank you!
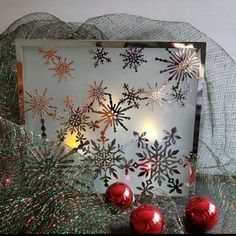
[
  {"left": 38, "top": 48, "right": 59, "bottom": 66},
  {"left": 49, "top": 57, "right": 74, "bottom": 82},
  {"left": 63, "top": 96, "right": 75, "bottom": 108}
]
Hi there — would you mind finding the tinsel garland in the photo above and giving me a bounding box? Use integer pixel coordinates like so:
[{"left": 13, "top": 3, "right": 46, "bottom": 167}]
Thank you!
[{"left": 0, "top": 12, "right": 236, "bottom": 234}]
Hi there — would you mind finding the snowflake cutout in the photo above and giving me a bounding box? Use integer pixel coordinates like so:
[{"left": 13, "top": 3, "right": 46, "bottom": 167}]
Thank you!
[
  {"left": 120, "top": 47, "right": 147, "bottom": 72},
  {"left": 49, "top": 57, "right": 74, "bottom": 82},
  {"left": 89, "top": 48, "right": 111, "bottom": 67},
  {"left": 167, "top": 177, "right": 183, "bottom": 194},
  {"left": 155, "top": 48, "right": 200, "bottom": 88},
  {"left": 134, "top": 127, "right": 183, "bottom": 194},
  {"left": 133, "top": 131, "right": 149, "bottom": 148},
  {"left": 120, "top": 83, "right": 146, "bottom": 108},
  {"left": 170, "top": 86, "right": 187, "bottom": 107},
  {"left": 24, "top": 140, "right": 76, "bottom": 190},
  {"left": 63, "top": 96, "right": 75, "bottom": 108},
  {"left": 91, "top": 93, "right": 133, "bottom": 133},
  {"left": 87, "top": 80, "right": 107, "bottom": 105},
  {"left": 145, "top": 82, "right": 167, "bottom": 110},
  {"left": 83, "top": 137, "right": 126, "bottom": 187},
  {"left": 38, "top": 48, "right": 59, "bottom": 66},
  {"left": 24, "top": 88, "right": 58, "bottom": 119},
  {"left": 61, "top": 105, "right": 90, "bottom": 135}
]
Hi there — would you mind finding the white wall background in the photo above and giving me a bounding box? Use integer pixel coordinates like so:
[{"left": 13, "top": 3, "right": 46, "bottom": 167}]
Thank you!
[{"left": 0, "top": 0, "right": 236, "bottom": 61}]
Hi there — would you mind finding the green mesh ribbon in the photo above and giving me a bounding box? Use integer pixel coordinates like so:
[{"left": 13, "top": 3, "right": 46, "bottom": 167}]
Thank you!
[{"left": 0, "top": 12, "right": 236, "bottom": 234}]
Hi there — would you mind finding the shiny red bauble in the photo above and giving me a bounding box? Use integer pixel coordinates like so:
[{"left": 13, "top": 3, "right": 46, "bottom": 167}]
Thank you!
[
  {"left": 130, "top": 204, "right": 164, "bottom": 234},
  {"left": 105, "top": 182, "right": 133, "bottom": 210},
  {"left": 185, "top": 195, "right": 219, "bottom": 232}
]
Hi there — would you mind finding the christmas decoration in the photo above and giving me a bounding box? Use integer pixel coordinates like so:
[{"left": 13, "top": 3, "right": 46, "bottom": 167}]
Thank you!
[
  {"left": 1, "top": 11, "right": 236, "bottom": 234},
  {"left": 105, "top": 182, "right": 133, "bottom": 209},
  {"left": 130, "top": 204, "right": 164, "bottom": 234},
  {"left": 185, "top": 195, "right": 219, "bottom": 232}
]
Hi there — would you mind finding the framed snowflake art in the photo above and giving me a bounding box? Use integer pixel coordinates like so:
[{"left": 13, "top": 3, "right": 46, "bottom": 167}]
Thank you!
[{"left": 16, "top": 40, "right": 206, "bottom": 197}]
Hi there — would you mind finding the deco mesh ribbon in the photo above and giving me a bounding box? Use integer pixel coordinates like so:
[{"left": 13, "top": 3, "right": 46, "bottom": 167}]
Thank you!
[{"left": 0, "top": 12, "right": 236, "bottom": 233}]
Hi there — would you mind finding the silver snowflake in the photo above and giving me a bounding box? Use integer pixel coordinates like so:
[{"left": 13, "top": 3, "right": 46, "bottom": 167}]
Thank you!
[
  {"left": 83, "top": 137, "right": 126, "bottom": 187},
  {"left": 156, "top": 48, "right": 200, "bottom": 87},
  {"left": 145, "top": 82, "right": 167, "bottom": 110}
]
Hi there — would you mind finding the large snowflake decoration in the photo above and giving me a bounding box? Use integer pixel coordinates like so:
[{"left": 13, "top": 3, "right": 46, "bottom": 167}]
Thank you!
[
  {"left": 144, "top": 82, "right": 167, "bottom": 110},
  {"left": 134, "top": 127, "right": 183, "bottom": 194},
  {"left": 89, "top": 48, "right": 111, "bottom": 67},
  {"left": 155, "top": 48, "right": 200, "bottom": 88},
  {"left": 170, "top": 86, "right": 187, "bottom": 107},
  {"left": 24, "top": 88, "right": 58, "bottom": 119},
  {"left": 87, "top": 80, "right": 107, "bottom": 105},
  {"left": 38, "top": 48, "right": 60, "bottom": 66},
  {"left": 83, "top": 136, "right": 126, "bottom": 187},
  {"left": 120, "top": 47, "right": 147, "bottom": 72},
  {"left": 91, "top": 93, "right": 133, "bottom": 133},
  {"left": 49, "top": 57, "right": 74, "bottom": 82},
  {"left": 24, "top": 140, "right": 76, "bottom": 190},
  {"left": 120, "top": 83, "right": 146, "bottom": 108}
]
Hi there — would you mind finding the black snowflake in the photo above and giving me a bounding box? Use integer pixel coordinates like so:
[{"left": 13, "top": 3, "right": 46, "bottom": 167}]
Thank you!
[
  {"left": 155, "top": 48, "right": 200, "bottom": 88},
  {"left": 90, "top": 48, "right": 111, "bottom": 67},
  {"left": 133, "top": 131, "right": 149, "bottom": 148},
  {"left": 120, "top": 47, "right": 147, "bottom": 72},
  {"left": 167, "top": 177, "right": 183, "bottom": 194},
  {"left": 120, "top": 83, "right": 146, "bottom": 108},
  {"left": 91, "top": 93, "right": 133, "bottom": 133},
  {"left": 82, "top": 136, "right": 126, "bottom": 187},
  {"left": 134, "top": 127, "right": 183, "bottom": 194},
  {"left": 170, "top": 86, "right": 187, "bottom": 107},
  {"left": 61, "top": 106, "right": 90, "bottom": 135}
]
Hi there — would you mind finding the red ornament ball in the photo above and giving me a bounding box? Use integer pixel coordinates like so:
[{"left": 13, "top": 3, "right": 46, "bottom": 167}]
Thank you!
[
  {"left": 105, "top": 182, "right": 133, "bottom": 210},
  {"left": 185, "top": 195, "right": 219, "bottom": 232},
  {"left": 130, "top": 204, "right": 164, "bottom": 234}
]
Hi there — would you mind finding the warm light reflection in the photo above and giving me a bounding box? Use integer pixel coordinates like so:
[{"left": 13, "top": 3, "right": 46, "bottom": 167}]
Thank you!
[
  {"left": 173, "top": 43, "right": 194, "bottom": 49},
  {"left": 141, "top": 118, "right": 160, "bottom": 141},
  {"left": 153, "top": 212, "right": 161, "bottom": 223},
  {"left": 64, "top": 132, "right": 78, "bottom": 148},
  {"left": 209, "top": 203, "right": 216, "bottom": 215}
]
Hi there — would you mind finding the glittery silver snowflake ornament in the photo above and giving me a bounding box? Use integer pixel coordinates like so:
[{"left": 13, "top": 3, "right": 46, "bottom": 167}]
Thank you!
[{"left": 156, "top": 48, "right": 200, "bottom": 88}]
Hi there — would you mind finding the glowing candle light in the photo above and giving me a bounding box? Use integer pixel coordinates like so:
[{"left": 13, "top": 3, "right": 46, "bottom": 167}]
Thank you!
[{"left": 64, "top": 132, "right": 78, "bottom": 149}]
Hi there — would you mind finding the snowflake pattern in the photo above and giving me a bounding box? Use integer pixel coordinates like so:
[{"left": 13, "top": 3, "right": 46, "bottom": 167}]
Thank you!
[
  {"left": 170, "top": 86, "right": 187, "bottom": 107},
  {"left": 167, "top": 177, "right": 183, "bottom": 194},
  {"left": 61, "top": 105, "right": 90, "bottom": 135},
  {"left": 63, "top": 96, "right": 75, "bottom": 108},
  {"left": 155, "top": 48, "right": 200, "bottom": 88},
  {"left": 120, "top": 47, "right": 147, "bottom": 72},
  {"left": 24, "top": 88, "right": 58, "bottom": 119},
  {"left": 120, "top": 83, "right": 146, "bottom": 108},
  {"left": 82, "top": 135, "right": 126, "bottom": 187},
  {"left": 91, "top": 93, "right": 133, "bottom": 133},
  {"left": 38, "top": 48, "right": 60, "bottom": 66},
  {"left": 144, "top": 82, "right": 167, "bottom": 110},
  {"left": 87, "top": 80, "right": 107, "bottom": 105},
  {"left": 133, "top": 127, "right": 183, "bottom": 194},
  {"left": 24, "top": 140, "right": 76, "bottom": 190},
  {"left": 49, "top": 57, "right": 74, "bottom": 82},
  {"left": 89, "top": 48, "right": 111, "bottom": 67}
]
